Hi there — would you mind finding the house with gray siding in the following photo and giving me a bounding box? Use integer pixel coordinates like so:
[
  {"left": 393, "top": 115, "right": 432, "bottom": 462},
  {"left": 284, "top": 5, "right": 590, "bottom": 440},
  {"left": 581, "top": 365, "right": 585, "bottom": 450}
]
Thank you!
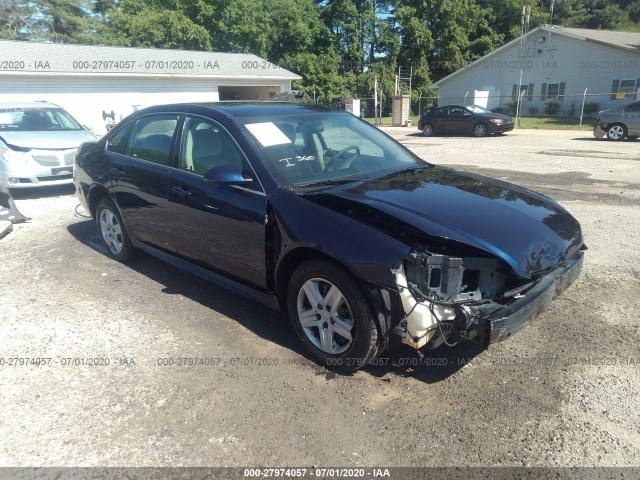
[{"left": 430, "top": 26, "right": 640, "bottom": 116}]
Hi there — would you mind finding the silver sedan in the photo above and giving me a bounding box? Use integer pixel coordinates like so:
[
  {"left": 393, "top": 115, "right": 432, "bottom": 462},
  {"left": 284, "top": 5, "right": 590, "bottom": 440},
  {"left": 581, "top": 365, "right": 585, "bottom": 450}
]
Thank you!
[
  {"left": 0, "top": 101, "right": 97, "bottom": 188},
  {"left": 594, "top": 101, "right": 640, "bottom": 141}
]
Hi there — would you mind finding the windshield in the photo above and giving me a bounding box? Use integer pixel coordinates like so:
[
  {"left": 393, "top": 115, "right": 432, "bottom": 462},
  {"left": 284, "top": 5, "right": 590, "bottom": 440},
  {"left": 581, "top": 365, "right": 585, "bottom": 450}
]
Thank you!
[
  {"left": 466, "top": 105, "right": 492, "bottom": 114},
  {"left": 0, "top": 107, "right": 83, "bottom": 132},
  {"left": 242, "top": 112, "right": 428, "bottom": 188}
]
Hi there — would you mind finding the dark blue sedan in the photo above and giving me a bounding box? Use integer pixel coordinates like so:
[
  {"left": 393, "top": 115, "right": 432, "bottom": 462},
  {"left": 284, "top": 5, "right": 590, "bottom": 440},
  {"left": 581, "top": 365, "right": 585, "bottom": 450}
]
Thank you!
[{"left": 74, "top": 103, "right": 584, "bottom": 371}]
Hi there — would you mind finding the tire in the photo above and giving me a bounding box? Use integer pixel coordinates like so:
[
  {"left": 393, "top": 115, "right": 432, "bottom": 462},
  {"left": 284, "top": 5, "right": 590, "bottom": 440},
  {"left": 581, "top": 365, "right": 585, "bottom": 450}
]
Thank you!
[
  {"left": 473, "top": 123, "right": 488, "bottom": 137},
  {"left": 95, "top": 198, "right": 136, "bottom": 261},
  {"left": 607, "top": 123, "right": 627, "bottom": 141},
  {"left": 422, "top": 123, "right": 434, "bottom": 137},
  {"left": 287, "top": 260, "right": 379, "bottom": 371}
]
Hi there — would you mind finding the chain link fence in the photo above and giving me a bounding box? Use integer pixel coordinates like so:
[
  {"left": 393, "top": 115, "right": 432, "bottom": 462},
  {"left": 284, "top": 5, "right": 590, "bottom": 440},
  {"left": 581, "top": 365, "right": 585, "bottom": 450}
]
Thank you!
[{"left": 334, "top": 91, "right": 629, "bottom": 129}]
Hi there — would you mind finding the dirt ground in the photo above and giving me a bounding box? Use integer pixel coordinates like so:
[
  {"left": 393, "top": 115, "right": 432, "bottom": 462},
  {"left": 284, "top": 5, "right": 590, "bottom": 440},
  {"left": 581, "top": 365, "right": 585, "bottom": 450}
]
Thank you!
[{"left": 1, "top": 128, "right": 639, "bottom": 469}]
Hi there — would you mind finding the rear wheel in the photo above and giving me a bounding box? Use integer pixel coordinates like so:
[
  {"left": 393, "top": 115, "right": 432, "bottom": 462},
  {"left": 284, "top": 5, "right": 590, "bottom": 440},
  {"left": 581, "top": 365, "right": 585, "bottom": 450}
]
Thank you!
[
  {"left": 95, "top": 198, "right": 136, "bottom": 261},
  {"left": 422, "top": 123, "right": 434, "bottom": 137},
  {"left": 473, "top": 123, "right": 488, "bottom": 137},
  {"left": 607, "top": 123, "right": 627, "bottom": 141},
  {"left": 287, "top": 260, "right": 379, "bottom": 371}
]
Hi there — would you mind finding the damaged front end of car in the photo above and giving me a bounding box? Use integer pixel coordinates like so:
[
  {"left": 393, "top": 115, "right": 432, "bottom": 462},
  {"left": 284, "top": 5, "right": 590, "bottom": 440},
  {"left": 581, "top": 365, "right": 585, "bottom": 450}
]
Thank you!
[{"left": 392, "top": 246, "right": 585, "bottom": 350}]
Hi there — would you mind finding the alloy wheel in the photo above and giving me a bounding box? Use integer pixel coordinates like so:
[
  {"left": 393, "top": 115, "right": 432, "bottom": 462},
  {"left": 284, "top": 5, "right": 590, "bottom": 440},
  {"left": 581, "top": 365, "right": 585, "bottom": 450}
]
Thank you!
[
  {"left": 608, "top": 125, "right": 625, "bottom": 140},
  {"left": 474, "top": 124, "right": 487, "bottom": 137},
  {"left": 99, "top": 208, "right": 123, "bottom": 255},
  {"left": 296, "top": 278, "right": 354, "bottom": 354}
]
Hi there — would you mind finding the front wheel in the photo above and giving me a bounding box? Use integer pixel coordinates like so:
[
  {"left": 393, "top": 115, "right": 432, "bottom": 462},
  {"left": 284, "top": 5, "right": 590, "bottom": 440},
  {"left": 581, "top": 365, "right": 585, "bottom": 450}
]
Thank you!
[
  {"left": 607, "top": 123, "right": 627, "bottom": 141},
  {"left": 95, "top": 198, "right": 136, "bottom": 261},
  {"left": 422, "top": 123, "right": 434, "bottom": 137},
  {"left": 473, "top": 123, "right": 488, "bottom": 137},
  {"left": 287, "top": 260, "right": 379, "bottom": 371}
]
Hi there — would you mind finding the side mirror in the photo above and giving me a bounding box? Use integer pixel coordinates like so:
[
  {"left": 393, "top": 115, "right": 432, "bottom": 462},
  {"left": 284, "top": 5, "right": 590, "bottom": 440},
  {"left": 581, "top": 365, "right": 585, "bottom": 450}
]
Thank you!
[{"left": 203, "top": 165, "right": 252, "bottom": 185}]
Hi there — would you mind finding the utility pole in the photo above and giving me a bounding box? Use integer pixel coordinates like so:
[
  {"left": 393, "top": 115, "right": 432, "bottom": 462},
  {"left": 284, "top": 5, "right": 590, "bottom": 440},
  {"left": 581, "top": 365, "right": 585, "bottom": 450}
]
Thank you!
[{"left": 374, "top": 76, "right": 379, "bottom": 125}]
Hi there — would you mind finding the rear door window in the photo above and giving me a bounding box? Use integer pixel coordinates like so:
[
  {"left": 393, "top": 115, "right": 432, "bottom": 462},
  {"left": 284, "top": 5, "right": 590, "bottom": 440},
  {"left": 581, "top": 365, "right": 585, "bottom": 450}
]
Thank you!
[
  {"left": 127, "top": 115, "right": 180, "bottom": 165},
  {"left": 624, "top": 103, "right": 640, "bottom": 113}
]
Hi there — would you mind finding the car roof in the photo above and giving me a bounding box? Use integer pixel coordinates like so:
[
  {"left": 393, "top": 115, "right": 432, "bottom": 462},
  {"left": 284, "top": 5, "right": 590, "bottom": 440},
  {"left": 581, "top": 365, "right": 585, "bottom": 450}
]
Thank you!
[
  {"left": 142, "top": 102, "right": 338, "bottom": 118},
  {"left": 0, "top": 101, "right": 61, "bottom": 109}
]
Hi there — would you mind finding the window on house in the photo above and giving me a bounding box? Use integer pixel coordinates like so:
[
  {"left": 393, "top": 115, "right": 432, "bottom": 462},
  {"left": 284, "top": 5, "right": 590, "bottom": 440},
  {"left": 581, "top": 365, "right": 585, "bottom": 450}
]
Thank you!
[
  {"left": 512, "top": 83, "right": 534, "bottom": 101},
  {"left": 541, "top": 82, "right": 566, "bottom": 101},
  {"left": 611, "top": 79, "right": 639, "bottom": 100},
  {"left": 620, "top": 79, "right": 637, "bottom": 99}
]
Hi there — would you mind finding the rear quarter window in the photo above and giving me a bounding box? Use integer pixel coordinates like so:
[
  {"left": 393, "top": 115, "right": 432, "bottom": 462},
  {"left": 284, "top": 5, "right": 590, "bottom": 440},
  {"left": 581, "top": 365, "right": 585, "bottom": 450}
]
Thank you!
[{"left": 106, "top": 123, "right": 133, "bottom": 155}]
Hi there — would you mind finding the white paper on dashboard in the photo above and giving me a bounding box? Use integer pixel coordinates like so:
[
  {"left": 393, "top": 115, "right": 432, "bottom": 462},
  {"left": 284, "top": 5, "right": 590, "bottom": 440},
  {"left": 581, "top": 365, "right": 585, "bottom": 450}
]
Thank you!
[{"left": 245, "top": 122, "right": 292, "bottom": 147}]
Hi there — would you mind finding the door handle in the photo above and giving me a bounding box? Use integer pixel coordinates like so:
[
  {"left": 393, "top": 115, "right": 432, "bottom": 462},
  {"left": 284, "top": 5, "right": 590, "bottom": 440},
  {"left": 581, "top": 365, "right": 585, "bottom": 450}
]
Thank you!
[
  {"left": 170, "top": 185, "right": 192, "bottom": 198},
  {"left": 110, "top": 167, "right": 125, "bottom": 179}
]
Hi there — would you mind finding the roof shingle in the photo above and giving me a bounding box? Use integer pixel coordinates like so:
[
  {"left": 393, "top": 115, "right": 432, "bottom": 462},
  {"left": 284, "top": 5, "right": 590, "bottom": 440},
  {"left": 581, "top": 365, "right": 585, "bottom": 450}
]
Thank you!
[{"left": 0, "top": 40, "right": 301, "bottom": 79}]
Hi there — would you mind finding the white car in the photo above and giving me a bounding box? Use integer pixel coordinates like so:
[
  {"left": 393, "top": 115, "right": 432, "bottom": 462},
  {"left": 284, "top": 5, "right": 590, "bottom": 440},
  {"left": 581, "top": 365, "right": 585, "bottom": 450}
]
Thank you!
[{"left": 0, "top": 102, "right": 97, "bottom": 188}]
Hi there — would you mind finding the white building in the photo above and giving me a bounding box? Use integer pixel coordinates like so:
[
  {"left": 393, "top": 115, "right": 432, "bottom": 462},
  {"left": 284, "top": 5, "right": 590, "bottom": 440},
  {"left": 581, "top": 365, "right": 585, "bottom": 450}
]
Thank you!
[
  {"left": 431, "top": 26, "right": 640, "bottom": 115},
  {"left": 0, "top": 40, "right": 301, "bottom": 134}
]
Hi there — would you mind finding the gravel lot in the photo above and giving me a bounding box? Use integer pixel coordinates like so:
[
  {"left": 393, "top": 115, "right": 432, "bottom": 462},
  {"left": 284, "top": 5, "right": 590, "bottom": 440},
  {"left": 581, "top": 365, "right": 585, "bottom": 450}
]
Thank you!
[{"left": 1, "top": 128, "right": 639, "bottom": 469}]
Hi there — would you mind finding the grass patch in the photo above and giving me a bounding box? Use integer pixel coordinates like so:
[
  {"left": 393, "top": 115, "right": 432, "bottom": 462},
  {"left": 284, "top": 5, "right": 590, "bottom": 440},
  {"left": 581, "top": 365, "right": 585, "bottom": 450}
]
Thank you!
[{"left": 517, "top": 116, "right": 595, "bottom": 130}]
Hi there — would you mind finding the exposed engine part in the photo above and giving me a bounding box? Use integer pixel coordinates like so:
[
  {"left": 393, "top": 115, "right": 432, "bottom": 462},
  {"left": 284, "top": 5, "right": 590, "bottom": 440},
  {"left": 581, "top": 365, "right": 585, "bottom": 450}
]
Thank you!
[
  {"left": 394, "top": 247, "right": 527, "bottom": 350},
  {"left": 394, "top": 263, "right": 457, "bottom": 348},
  {"left": 405, "top": 250, "right": 464, "bottom": 301}
]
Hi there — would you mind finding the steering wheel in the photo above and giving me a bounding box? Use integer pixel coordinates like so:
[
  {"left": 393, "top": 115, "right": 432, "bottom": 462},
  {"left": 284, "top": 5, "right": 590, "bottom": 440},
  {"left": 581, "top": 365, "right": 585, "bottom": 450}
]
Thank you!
[{"left": 323, "top": 145, "right": 360, "bottom": 172}]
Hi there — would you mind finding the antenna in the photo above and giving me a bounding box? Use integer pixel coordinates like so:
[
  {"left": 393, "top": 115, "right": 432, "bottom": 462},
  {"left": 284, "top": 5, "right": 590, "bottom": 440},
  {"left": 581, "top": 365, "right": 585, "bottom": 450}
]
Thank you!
[
  {"left": 519, "top": 5, "right": 531, "bottom": 56},
  {"left": 548, "top": 0, "right": 555, "bottom": 43}
]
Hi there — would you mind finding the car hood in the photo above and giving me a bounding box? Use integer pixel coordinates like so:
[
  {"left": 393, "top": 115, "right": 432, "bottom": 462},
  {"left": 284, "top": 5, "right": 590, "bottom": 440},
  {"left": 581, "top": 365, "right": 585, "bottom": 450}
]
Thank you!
[
  {"left": 305, "top": 166, "right": 583, "bottom": 278},
  {"left": 0, "top": 130, "right": 96, "bottom": 150}
]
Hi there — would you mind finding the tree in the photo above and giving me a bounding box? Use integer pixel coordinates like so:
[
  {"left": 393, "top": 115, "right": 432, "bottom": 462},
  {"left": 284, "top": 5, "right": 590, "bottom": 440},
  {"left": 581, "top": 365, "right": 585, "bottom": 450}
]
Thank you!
[
  {"left": 477, "top": 0, "right": 545, "bottom": 41},
  {"left": 110, "top": 0, "right": 211, "bottom": 49},
  {"left": 0, "top": 0, "right": 34, "bottom": 40}
]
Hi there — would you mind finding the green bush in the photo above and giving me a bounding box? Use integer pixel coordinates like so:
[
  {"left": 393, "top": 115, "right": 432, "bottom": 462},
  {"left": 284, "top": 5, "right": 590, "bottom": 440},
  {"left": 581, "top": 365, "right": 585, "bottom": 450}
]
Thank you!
[
  {"left": 544, "top": 101, "right": 561, "bottom": 115},
  {"left": 506, "top": 101, "right": 519, "bottom": 115},
  {"left": 527, "top": 106, "right": 539, "bottom": 116},
  {"left": 567, "top": 100, "right": 576, "bottom": 117},
  {"left": 492, "top": 106, "right": 508, "bottom": 114},
  {"left": 583, "top": 102, "right": 600, "bottom": 115}
]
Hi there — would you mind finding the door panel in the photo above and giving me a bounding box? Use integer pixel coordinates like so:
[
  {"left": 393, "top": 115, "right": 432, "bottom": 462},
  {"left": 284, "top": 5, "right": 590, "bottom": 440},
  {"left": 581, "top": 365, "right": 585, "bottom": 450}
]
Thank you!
[
  {"left": 432, "top": 107, "right": 449, "bottom": 132},
  {"left": 108, "top": 114, "right": 179, "bottom": 249},
  {"left": 448, "top": 106, "right": 474, "bottom": 133},
  {"left": 623, "top": 103, "right": 640, "bottom": 135},
  {"left": 166, "top": 115, "right": 267, "bottom": 290},
  {"left": 167, "top": 170, "right": 267, "bottom": 290},
  {"left": 109, "top": 155, "right": 172, "bottom": 248}
]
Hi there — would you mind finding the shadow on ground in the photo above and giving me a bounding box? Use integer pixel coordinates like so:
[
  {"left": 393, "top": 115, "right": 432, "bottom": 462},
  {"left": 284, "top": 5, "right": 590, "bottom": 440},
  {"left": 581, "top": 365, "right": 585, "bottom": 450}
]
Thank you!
[
  {"left": 67, "top": 218, "right": 484, "bottom": 383},
  {"left": 11, "top": 184, "right": 75, "bottom": 200}
]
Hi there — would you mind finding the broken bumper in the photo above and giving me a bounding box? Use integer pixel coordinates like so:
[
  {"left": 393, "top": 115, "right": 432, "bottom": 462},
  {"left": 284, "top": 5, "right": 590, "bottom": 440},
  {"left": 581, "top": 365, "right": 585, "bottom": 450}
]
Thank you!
[
  {"left": 481, "top": 250, "right": 584, "bottom": 344},
  {"left": 593, "top": 124, "right": 606, "bottom": 139}
]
